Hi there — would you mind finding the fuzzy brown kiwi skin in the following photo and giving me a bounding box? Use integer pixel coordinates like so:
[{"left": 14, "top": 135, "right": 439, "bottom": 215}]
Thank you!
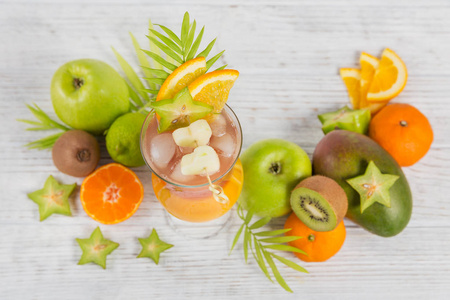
[
  {"left": 52, "top": 130, "right": 100, "bottom": 177},
  {"left": 295, "top": 175, "right": 348, "bottom": 228}
]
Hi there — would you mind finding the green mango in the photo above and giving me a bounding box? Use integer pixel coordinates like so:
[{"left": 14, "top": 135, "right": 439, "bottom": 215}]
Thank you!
[{"left": 312, "top": 130, "right": 412, "bottom": 237}]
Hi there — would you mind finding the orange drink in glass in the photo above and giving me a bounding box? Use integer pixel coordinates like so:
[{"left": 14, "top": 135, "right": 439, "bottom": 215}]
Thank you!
[{"left": 140, "top": 104, "right": 243, "bottom": 223}]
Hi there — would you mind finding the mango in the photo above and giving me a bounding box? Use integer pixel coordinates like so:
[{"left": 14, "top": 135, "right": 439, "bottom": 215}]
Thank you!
[{"left": 312, "top": 130, "right": 412, "bottom": 237}]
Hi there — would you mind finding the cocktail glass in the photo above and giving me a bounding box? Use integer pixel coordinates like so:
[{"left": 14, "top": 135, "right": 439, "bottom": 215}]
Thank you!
[{"left": 140, "top": 104, "right": 243, "bottom": 238}]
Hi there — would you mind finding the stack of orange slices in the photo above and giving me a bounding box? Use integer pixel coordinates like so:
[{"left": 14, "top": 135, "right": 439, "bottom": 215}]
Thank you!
[
  {"left": 340, "top": 48, "right": 407, "bottom": 115},
  {"left": 155, "top": 57, "right": 239, "bottom": 114}
]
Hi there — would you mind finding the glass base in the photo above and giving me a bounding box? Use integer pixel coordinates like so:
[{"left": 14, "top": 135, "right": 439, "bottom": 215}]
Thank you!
[{"left": 164, "top": 210, "right": 233, "bottom": 239}]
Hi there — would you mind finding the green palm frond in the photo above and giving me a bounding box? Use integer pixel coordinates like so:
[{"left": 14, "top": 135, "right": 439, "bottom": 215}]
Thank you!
[
  {"left": 112, "top": 11, "right": 227, "bottom": 112},
  {"left": 230, "top": 205, "right": 309, "bottom": 293},
  {"left": 17, "top": 104, "right": 71, "bottom": 150}
]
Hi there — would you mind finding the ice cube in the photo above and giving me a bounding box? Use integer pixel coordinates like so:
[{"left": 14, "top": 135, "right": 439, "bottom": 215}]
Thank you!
[
  {"left": 170, "top": 161, "right": 196, "bottom": 184},
  {"left": 209, "top": 114, "right": 227, "bottom": 137},
  {"left": 179, "top": 146, "right": 194, "bottom": 155},
  {"left": 150, "top": 133, "right": 176, "bottom": 169},
  {"left": 210, "top": 134, "right": 235, "bottom": 158}
]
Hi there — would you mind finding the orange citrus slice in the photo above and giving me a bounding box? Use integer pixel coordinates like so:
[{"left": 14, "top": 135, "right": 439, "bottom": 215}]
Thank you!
[
  {"left": 367, "top": 48, "right": 407, "bottom": 102},
  {"left": 360, "top": 52, "right": 379, "bottom": 108},
  {"left": 156, "top": 57, "right": 206, "bottom": 101},
  {"left": 80, "top": 163, "right": 144, "bottom": 224},
  {"left": 359, "top": 52, "right": 389, "bottom": 115},
  {"left": 188, "top": 69, "right": 239, "bottom": 113},
  {"left": 340, "top": 68, "right": 361, "bottom": 109}
]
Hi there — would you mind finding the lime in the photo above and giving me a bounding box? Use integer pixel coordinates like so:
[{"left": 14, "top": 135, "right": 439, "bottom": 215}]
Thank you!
[{"left": 106, "top": 112, "right": 146, "bottom": 167}]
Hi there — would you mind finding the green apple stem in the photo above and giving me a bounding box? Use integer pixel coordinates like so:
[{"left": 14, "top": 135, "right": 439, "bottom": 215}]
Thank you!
[{"left": 73, "top": 78, "right": 84, "bottom": 89}]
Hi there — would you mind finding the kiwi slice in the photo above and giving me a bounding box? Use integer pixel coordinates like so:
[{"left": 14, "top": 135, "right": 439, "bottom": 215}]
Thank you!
[
  {"left": 152, "top": 87, "right": 213, "bottom": 133},
  {"left": 290, "top": 175, "right": 348, "bottom": 231}
]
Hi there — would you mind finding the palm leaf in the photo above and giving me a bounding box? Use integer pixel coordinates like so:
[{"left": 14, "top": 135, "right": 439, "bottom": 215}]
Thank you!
[
  {"left": 263, "top": 251, "right": 293, "bottom": 293},
  {"left": 180, "top": 12, "right": 190, "bottom": 47},
  {"left": 271, "top": 253, "right": 309, "bottom": 274},
  {"left": 141, "top": 66, "right": 170, "bottom": 79},
  {"left": 263, "top": 244, "right": 307, "bottom": 255},
  {"left": 112, "top": 47, "right": 150, "bottom": 102},
  {"left": 149, "top": 30, "right": 182, "bottom": 55},
  {"left": 186, "top": 26, "right": 205, "bottom": 61},
  {"left": 259, "top": 236, "right": 303, "bottom": 244},
  {"left": 196, "top": 38, "right": 216, "bottom": 58},
  {"left": 130, "top": 32, "right": 153, "bottom": 80},
  {"left": 230, "top": 223, "right": 245, "bottom": 254},
  {"left": 156, "top": 24, "right": 182, "bottom": 47},
  {"left": 206, "top": 50, "right": 225, "bottom": 71},
  {"left": 142, "top": 50, "right": 177, "bottom": 71},
  {"left": 253, "top": 236, "right": 273, "bottom": 282},
  {"left": 254, "top": 228, "right": 292, "bottom": 237},
  {"left": 249, "top": 217, "right": 271, "bottom": 230},
  {"left": 184, "top": 20, "right": 196, "bottom": 57},
  {"left": 148, "top": 36, "right": 183, "bottom": 64},
  {"left": 148, "top": 20, "right": 164, "bottom": 70}
]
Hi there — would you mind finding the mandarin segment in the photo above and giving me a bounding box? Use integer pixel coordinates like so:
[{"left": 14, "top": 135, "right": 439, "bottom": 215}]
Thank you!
[{"left": 80, "top": 163, "right": 144, "bottom": 224}]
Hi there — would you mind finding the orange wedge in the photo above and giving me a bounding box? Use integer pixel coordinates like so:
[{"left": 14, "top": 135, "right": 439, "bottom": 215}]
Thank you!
[
  {"left": 340, "top": 68, "right": 361, "bottom": 109},
  {"left": 156, "top": 57, "right": 206, "bottom": 101},
  {"left": 367, "top": 48, "right": 407, "bottom": 102},
  {"left": 360, "top": 52, "right": 389, "bottom": 115},
  {"left": 188, "top": 69, "right": 239, "bottom": 113},
  {"left": 80, "top": 163, "right": 144, "bottom": 225},
  {"left": 360, "top": 52, "right": 379, "bottom": 108}
]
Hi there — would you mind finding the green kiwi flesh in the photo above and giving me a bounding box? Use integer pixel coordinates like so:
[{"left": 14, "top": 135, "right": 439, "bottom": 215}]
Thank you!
[{"left": 290, "top": 175, "right": 348, "bottom": 232}]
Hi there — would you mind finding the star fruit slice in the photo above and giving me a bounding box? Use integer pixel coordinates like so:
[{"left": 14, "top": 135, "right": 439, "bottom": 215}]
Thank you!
[
  {"left": 152, "top": 87, "right": 213, "bottom": 133},
  {"left": 76, "top": 227, "right": 119, "bottom": 269},
  {"left": 27, "top": 175, "right": 76, "bottom": 221},
  {"left": 346, "top": 161, "right": 399, "bottom": 213},
  {"left": 137, "top": 229, "right": 173, "bottom": 265},
  {"left": 318, "top": 106, "right": 371, "bottom": 135}
]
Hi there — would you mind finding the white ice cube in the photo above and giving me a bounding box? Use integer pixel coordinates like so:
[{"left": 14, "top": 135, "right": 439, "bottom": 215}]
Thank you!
[
  {"left": 150, "top": 133, "right": 176, "bottom": 169},
  {"left": 210, "top": 134, "right": 236, "bottom": 158},
  {"left": 209, "top": 114, "right": 227, "bottom": 137},
  {"left": 170, "top": 161, "right": 195, "bottom": 184},
  {"left": 179, "top": 146, "right": 194, "bottom": 155}
]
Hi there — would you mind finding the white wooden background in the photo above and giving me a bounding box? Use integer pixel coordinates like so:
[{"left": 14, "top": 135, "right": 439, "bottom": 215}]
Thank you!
[{"left": 1, "top": 0, "right": 450, "bottom": 299}]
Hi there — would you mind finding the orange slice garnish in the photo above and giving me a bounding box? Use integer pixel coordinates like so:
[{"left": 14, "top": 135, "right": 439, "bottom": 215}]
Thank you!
[
  {"left": 80, "top": 163, "right": 144, "bottom": 225},
  {"left": 367, "top": 48, "right": 407, "bottom": 102},
  {"left": 359, "top": 53, "right": 389, "bottom": 115},
  {"left": 188, "top": 69, "right": 239, "bottom": 113},
  {"left": 340, "top": 68, "right": 361, "bottom": 109},
  {"left": 156, "top": 57, "right": 206, "bottom": 101}
]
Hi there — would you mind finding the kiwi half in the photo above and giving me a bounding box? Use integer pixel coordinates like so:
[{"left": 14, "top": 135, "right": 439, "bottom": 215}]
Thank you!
[{"left": 290, "top": 175, "right": 348, "bottom": 232}]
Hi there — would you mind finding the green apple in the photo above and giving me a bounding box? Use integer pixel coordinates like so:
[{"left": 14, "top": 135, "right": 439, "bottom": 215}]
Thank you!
[
  {"left": 238, "top": 139, "right": 312, "bottom": 218},
  {"left": 51, "top": 59, "right": 130, "bottom": 135}
]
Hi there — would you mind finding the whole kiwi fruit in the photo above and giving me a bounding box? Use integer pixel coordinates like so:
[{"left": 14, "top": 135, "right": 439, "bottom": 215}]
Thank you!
[
  {"left": 52, "top": 130, "right": 100, "bottom": 177},
  {"left": 290, "top": 175, "right": 348, "bottom": 232}
]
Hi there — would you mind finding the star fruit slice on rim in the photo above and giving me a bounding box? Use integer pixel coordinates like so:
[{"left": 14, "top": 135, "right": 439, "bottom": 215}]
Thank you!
[
  {"left": 188, "top": 69, "right": 239, "bottom": 113},
  {"left": 152, "top": 87, "right": 213, "bottom": 133},
  {"left": 156, "top": 57, "right": 207, "bottom": 101},
  {"left": 76, "top": 227, "right": 119, "bottom": 269},
  {"left": 137, "top": 228, "right": 173, "bottom": 265},
  {"left": 27, "top": 175, "right": 76, "bottom": 221},
  {"left": 318, "top": 106, "right": 371, "bottom": 135},
  {"left": 346, "top": 161, "right": 399, "bottom": 213}
]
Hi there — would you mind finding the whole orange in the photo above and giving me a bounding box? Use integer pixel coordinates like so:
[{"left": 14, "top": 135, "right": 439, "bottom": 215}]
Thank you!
[
  {"left": 369, "top": 103, "right": 433, "bottom": 167},
  {"left": 284, "top": 213, "right": 346, "bottom": 262}
]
